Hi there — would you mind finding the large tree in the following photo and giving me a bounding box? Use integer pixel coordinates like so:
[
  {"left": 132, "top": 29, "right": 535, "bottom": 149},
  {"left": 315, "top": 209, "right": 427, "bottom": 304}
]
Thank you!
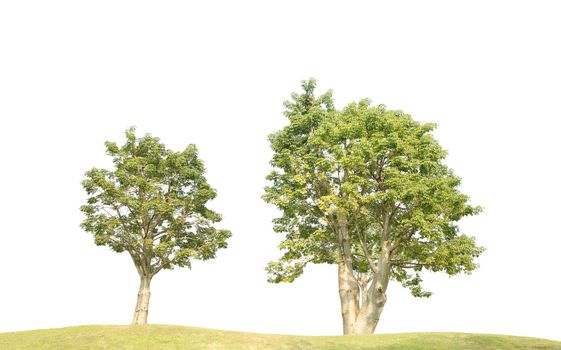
[
  {"left": 81, "top": 128, "right": 231, "bottom": 325},
  {"left": 264, "top": 80, "right": 483, "bottom": 335}
]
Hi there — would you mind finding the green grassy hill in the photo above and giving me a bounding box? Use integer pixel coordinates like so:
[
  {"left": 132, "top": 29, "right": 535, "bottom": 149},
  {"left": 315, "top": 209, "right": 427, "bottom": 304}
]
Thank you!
[{"left": 1, "top": 325, "right": 560, "bottom": 350}]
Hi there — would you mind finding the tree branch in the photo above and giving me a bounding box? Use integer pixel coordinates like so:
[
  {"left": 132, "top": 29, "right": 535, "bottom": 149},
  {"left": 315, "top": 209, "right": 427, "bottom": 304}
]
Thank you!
[{"left": 390, "top": 228, "right": 416, "bottom": 253}]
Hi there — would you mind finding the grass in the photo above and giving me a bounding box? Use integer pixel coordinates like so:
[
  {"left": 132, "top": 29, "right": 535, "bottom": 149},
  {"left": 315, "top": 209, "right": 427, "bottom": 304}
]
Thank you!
[{"left": 1, "top": 325, "right": 560, "bottom": 350}]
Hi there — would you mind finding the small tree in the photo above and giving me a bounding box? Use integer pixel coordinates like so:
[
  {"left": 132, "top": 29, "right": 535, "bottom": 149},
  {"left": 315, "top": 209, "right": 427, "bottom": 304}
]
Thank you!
[
  {"left": 81, "top": 128, "right": 231, "bottom": 325},
  {"left": 264, "top": 80, "right": 483, "bottom": 334}
]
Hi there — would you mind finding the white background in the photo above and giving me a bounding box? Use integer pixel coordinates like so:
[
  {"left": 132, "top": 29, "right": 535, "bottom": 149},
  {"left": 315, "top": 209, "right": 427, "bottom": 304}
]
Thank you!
[{"left": 1, "top": 0, "right": 560, "bottom": 342}]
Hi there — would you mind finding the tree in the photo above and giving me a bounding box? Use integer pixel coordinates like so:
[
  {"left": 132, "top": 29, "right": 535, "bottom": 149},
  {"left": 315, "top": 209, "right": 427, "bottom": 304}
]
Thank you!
[
  {"left": 81, "top": 128, "right": 231, "bottom": 325},
  {"left": 263, "top": 79, "right": 483, "bottom": 335}
]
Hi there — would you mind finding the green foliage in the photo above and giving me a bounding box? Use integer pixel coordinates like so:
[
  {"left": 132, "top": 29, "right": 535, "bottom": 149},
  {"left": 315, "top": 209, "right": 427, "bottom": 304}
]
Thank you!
[
  {"left": 81, "top": 127, "right": 231, "bottom": 276},
  {"left": 264, "top": 79, "right": 483, "bottom": 296}
]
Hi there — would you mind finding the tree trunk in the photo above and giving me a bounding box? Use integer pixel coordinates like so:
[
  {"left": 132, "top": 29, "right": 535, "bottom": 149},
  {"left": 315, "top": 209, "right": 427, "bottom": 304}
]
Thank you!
[
  {"left": 131, "top": 275, "right": 152, "bottom": 325},
  {"left": 338, "top": 260, "right": 360, "bottom": 334},
  {"left": 352, "top": 244, "right": 391, "bottom": 334},
  {"left": 335, "top": 211, "right": 360, "bottom": 335}
]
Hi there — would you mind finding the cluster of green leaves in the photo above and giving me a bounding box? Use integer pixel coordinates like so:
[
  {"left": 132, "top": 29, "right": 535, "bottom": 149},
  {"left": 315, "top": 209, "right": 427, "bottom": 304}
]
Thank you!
[
  {"left": 264, "top": 79, "right": 483, "bottom": 296},
  {"left": 81, "top": 128, "right": 231, "bottom": 277}
]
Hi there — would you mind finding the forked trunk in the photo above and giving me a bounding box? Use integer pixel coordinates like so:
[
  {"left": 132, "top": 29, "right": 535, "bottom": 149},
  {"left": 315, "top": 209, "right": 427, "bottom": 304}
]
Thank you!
[
  {"left": 352, "top": 244, "right": 391, "bottom": 334},
  {"left": 352, "top": 282, "right": 388, "bottom": 334},
  {"left": 131, "top": 275, "right": 152, "bottom": 325}
]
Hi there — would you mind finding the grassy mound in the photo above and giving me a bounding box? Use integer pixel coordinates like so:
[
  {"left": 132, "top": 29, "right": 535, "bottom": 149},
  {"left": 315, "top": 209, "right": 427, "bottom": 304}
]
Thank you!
[{"left": 1, "top": 325, "right": 560, "bottom": 350}]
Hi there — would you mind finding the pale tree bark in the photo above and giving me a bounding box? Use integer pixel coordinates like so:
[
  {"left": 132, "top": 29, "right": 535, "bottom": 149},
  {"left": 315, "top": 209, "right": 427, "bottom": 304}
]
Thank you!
[
  {"left": 357, "top": 272, "right": 371, "bottom": 309},
  {"left": 336, "top": 212, "right": 360, "bottom": 335},
  {"left": 131, "top": 274, "right": 152, "bottom": 325},
  {"left": 338, "top": 261, "right": 359, "bottom": 334}
]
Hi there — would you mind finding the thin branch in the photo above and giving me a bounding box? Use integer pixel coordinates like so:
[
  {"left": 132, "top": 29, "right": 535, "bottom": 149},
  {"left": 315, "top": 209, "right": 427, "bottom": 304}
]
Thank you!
[{"left": 357, "top": 227, "right": 379, "bottom": 274}]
